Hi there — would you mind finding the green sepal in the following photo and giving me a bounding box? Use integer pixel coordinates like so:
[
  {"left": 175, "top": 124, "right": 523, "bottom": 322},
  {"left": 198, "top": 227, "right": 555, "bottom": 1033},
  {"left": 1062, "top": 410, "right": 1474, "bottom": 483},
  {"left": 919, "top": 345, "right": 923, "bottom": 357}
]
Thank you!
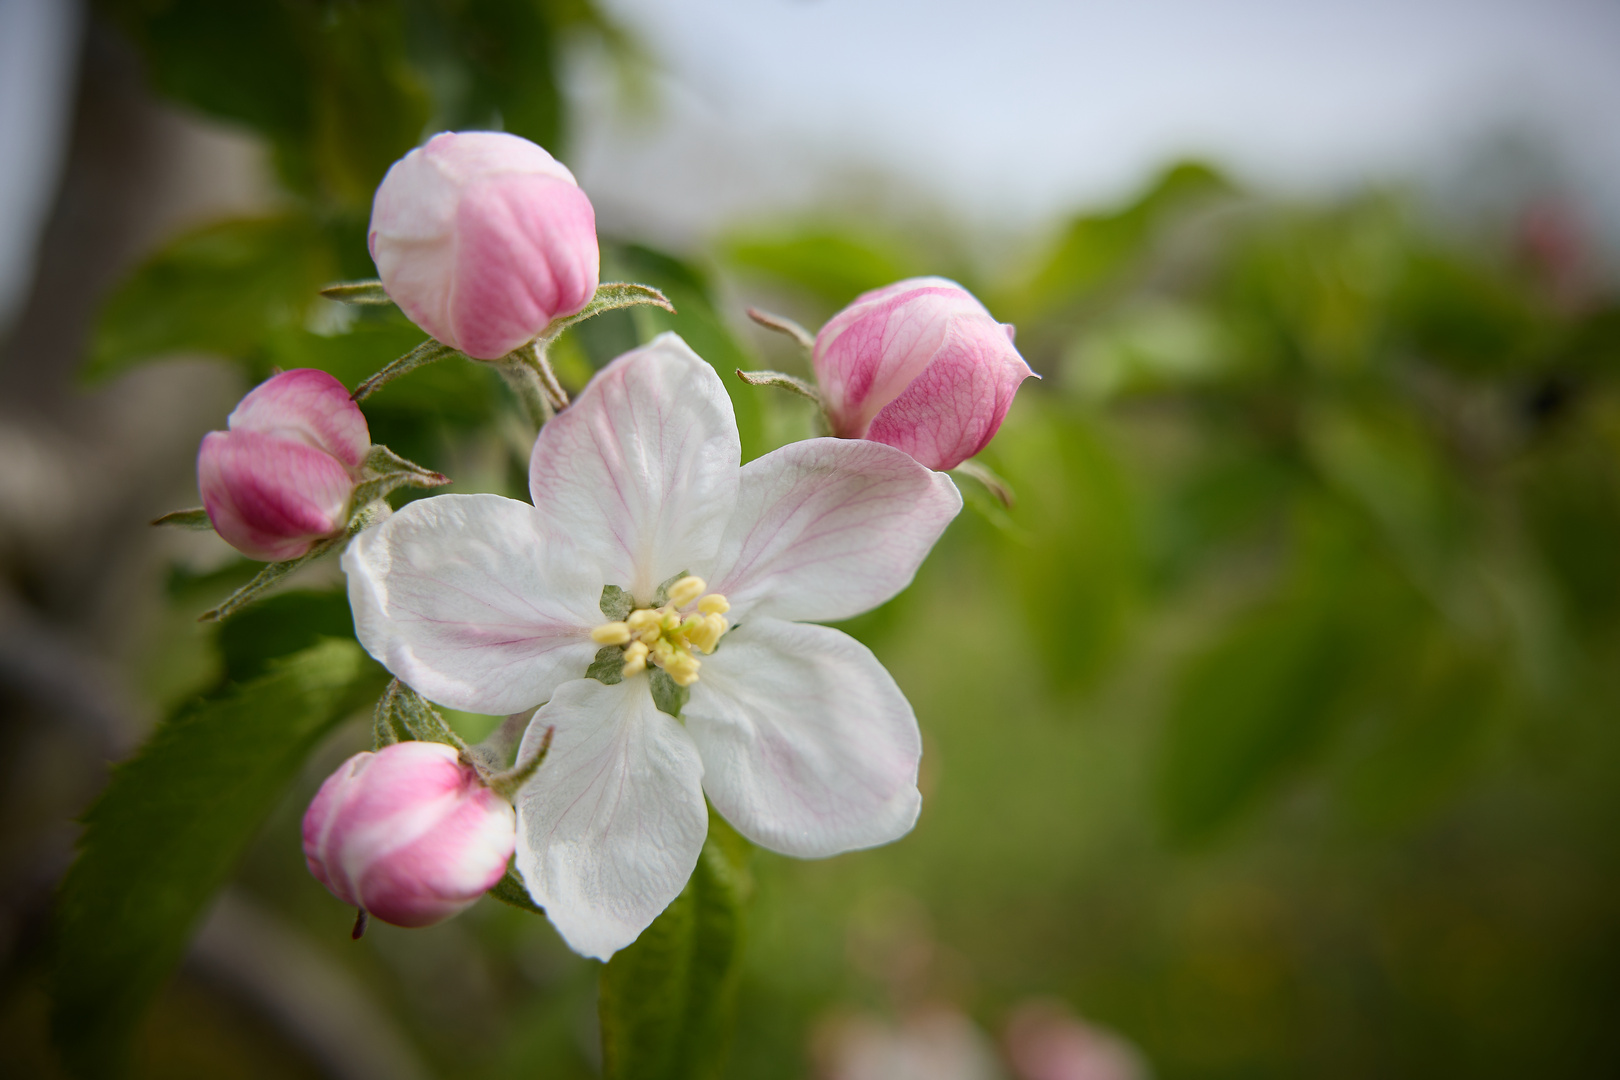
[
  {"left": 734, "top": 367, "right": 823, "bottom": 407},
  {"left": 49, "top": 640, "right": 386, "bottom": 1078},
  {"left": 536, "top": 282, "right": 675, "bottom": 347},
  {"left": 319, "top": 279, "right": 393, "bottom": 305},
  {"left": 600, "top": 584, "right": 634, "bottom": 621},
  {"left": 952, "top": 458, "right": 1016, "bottom": 509},
  {"left": 744, "top": 306, "right": 814, "bottom": 352},
  {"left": 150, "top": 507, "right": 214, "bottom": 530},
  {"left": 586, "top": 646, "right": 626, "bottom": 685},
  {"left": 649, "top": 668, "right": 688, "bottom": 718},
  {"left": 348, "top": 444, "right": 450, "bottom": 508},
  {"left": 651, "top": 569, "right": 690, "bottom": 608},
  {"left": 488, "top": 867, "right": 546, "bottom": 915},
  {"left": 198, "top": 501, "right": 386, "bottom": 622},
  {"left": 351, "top": 338, "right": 464, "bottom": 401},
  {"left": 199, "top": 444, "right": 442, "bottom": 622},
  {"left": 374, "top": 679, "right": 467, "bottom": 750},
  {"left": 599, "top": 810, "right": 753, "bottom": 1080}
]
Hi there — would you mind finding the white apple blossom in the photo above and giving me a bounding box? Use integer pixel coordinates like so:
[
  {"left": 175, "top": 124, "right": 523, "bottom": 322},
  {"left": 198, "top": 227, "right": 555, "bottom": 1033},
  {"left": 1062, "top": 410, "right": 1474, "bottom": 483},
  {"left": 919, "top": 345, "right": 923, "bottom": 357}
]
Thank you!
[{"left": 342, "top": 333, "right": 961, "bottom": 959}]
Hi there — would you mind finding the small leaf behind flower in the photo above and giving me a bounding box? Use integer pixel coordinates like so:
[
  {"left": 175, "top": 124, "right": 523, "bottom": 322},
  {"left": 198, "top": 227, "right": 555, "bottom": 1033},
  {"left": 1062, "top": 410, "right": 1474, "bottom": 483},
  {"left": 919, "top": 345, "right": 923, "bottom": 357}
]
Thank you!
[
  {"left": 648, "top": 669, "right": 688, "bottom": 718},
  {"left": 319, "top": 279, "right": 393, "bottom": 305},
  {"left": 150, "top": 507, "right": 214, "bottom": 530},
  {"left": 600, "top": 584, "right": 634, "bottom": 621},
  {"left": 50, "top": 641, "right": 386, "bottom": 1078},
  {"left": 650, "top": 570, "right": 690, "bottom": 608},
  {"left": 600, "top": 811, "right": 752, "bottom": 1080},
  {"left": 488, "top": 868, "right": 546, "bottom": 915},
  {"left": 586, "top": 646, "right": 626, "bottom": 686}
]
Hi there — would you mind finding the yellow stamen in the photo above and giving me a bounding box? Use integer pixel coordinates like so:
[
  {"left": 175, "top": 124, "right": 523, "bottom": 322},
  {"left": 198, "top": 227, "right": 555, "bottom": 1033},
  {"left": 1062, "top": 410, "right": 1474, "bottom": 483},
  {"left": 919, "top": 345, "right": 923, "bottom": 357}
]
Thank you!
[
  {"left": 621, "top": 640, "right": 648, "bottom": 677},
  {"left": 687, "top": 613, "right": 728, "bottom": 654},
  {"left": 599, "top": 588, "right": 732, "bottom": 686},
  {"left": 591, "top": 621, "right": 631, "bottom": 645},
  {"left": 666, "top": 576, "right": 706, "bottom": 608}
]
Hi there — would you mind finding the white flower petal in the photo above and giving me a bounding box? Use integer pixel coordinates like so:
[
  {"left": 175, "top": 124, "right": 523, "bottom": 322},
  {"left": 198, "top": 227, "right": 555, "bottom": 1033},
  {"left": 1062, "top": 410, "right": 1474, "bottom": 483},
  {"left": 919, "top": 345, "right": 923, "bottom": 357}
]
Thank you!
[
  {"left": 528, "top": 333, "right": 740, "bottom": 599},
  {"left": 705, "top": 438, "right": 962, "bottom": 623},
  {"left": 514, "top": 678, "right": 709, "bottom": 960},
  {"left": 685, "top": 618, "right": 922, "bottom": 858},
  {"left": 343, "top": 494, "right": 603, "bottom": 715}
]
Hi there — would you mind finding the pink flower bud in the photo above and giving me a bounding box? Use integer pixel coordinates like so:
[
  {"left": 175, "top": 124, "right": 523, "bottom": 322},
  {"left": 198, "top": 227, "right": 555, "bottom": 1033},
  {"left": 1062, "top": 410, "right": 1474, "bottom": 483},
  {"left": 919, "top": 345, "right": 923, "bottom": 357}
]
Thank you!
[
  {"left": 198, "top": 369, "right": 370, "bottom": 561},
  {"left": 368, "top": 131, "right": 600, "bottom": 360},
  {"left": 813, "top": 277, "right": 1037, "bottom": 471},
  {"left": 302, "top": 741, "right": 517, "bottom": 929}
]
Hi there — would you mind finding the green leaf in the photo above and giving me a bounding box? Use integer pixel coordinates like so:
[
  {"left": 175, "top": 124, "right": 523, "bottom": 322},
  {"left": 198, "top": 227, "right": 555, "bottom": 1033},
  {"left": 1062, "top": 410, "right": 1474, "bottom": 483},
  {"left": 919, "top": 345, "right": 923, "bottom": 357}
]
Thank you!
[
  {"left": 600, "top": 812, "right": 752, "bottom": 1080},
  {"left": 1015, "top": 161, "right": 1232, "bottom": 320},
  {"left": 600, "top": 585, "right": 634, "bottom": 622},
  {"left": 50, "top": 640, "right": 386, "bottom": 1077},
  {"left": 648, "top": 669, "right": 689, "bottom": 718},
  {"left": 103, "top": 0, "right": 428, "bottom": 206},
  {"left": 723, "top": 229, "right": 924, "bottom": 308},
  {"left": 85, "top": 213, "right": 332, "bottom": 381},
  {"left": 216, "top": 589, "right": 353, "bottom": 685}
]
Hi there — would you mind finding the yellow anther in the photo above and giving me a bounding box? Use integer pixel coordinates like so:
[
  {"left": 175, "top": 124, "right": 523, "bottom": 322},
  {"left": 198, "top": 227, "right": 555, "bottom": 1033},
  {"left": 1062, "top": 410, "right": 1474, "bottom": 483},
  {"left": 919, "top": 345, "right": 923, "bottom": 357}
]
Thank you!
[
  {"left": 687, "top": 613, "right": 728, "bottom": 654},
  {"left": 658, "top": 609, "right": 682, "bottom": 633},
  {"left": 697, "top": 594, "right": 730, "bottom": 615},
  {"left": 661, "top": 650, "right": 701, "bottom": 684},
  {"left": 666, "top": 576, "right": 706, "bottom": 608},
  {"left": 621, "top": 640, "right": 648, "bottom": 677},
  {"left": 590, "top": 621, "right": 632, "bottom": 645},
  {"left": 627, "top": 609, "right": 660, "bottom": 632},
  {"left": 678, "top": 614, "right": 704, "bottom": 636}
]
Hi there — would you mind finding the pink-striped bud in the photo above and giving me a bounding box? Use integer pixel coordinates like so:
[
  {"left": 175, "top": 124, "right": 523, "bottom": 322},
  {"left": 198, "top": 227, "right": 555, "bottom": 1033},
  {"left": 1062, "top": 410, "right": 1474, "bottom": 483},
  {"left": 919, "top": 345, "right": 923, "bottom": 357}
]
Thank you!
[
  {"left": 302, "top": 741, "right": 516, "bottom": 930},
  {"left": 198, "top": 369, "right": 369, "bottom": 561},
  {"left": 368, "top": 131, "right": 600, "bottom": 360},
  {"left": 813, "top": 277, "right": 1036, "bottom": 471}
]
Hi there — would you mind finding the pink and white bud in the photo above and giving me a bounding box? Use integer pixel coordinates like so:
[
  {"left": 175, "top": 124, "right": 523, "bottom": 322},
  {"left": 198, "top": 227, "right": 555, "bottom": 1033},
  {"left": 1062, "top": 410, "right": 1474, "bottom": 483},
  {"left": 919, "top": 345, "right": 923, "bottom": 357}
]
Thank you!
[
  {"left": 302, "top": 740, "right": 517, "bottom": 929},
  {"left": 198, "top": 368, "right": 369, "bottom": 561},
  {"left": 368, "top": 131, "right": 600, "bottom": 360},
  {"left": 812, "top": 277, "right": 1037, "bottom": 471}
]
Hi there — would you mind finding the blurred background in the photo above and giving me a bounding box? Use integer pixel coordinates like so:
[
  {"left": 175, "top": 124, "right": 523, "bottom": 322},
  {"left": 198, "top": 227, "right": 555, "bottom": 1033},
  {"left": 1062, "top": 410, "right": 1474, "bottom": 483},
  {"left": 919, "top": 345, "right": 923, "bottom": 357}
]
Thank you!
[{"left": 3, "top": 0, "right": 1619, "bottom": 1077}]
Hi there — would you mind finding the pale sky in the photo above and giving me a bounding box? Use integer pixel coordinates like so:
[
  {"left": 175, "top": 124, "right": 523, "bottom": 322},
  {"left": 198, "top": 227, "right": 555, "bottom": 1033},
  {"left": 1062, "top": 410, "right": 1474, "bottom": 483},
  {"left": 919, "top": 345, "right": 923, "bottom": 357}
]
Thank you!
[{"left": 574, "top": 0, "right": 1620, "bottom": 247}]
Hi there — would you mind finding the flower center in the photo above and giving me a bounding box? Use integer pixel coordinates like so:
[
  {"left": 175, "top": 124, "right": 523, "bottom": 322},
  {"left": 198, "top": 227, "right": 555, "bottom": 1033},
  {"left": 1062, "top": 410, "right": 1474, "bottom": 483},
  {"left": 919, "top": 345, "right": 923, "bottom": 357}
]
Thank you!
[{"left": 589, "top": 576, "right": 731, "bottom": 687}]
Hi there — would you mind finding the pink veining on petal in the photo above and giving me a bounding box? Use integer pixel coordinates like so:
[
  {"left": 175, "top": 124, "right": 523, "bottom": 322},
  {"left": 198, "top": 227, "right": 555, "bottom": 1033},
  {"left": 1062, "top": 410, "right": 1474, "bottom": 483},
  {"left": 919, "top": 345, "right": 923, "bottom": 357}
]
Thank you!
[
  {"left": 302, "top": 741, "right": 516, "bottom": 929},
  {"left": 368, "top": 130, "right": 600, "bottom": 357},
  {"left": 706, "top": 437, "right": 962, "bottom": 625},
  {"left": 864, "top": 314, "right": 1035, "bottom": 470},
  {"left": 813, "top": 280, "right": 981, "bottom": 438},
  {"left": 199, "top": 429, "right": 354, "bottom": 561},
  {"left": 526, "top": 333, "right": 740, "bottom": 598},
  {"left": 449, "top": 173, "right": 599, "bottom": 359},
  {"left": 228, "top": 368, "right": 370, "bottom": 468}
]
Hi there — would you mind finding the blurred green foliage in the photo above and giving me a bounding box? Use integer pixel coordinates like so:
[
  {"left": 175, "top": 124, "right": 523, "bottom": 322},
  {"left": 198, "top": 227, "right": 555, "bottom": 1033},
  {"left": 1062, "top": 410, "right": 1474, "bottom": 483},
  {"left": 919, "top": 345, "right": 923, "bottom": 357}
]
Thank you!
[{"left": 31, "top": 2, "right": 1620, "bottom": 1078}]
